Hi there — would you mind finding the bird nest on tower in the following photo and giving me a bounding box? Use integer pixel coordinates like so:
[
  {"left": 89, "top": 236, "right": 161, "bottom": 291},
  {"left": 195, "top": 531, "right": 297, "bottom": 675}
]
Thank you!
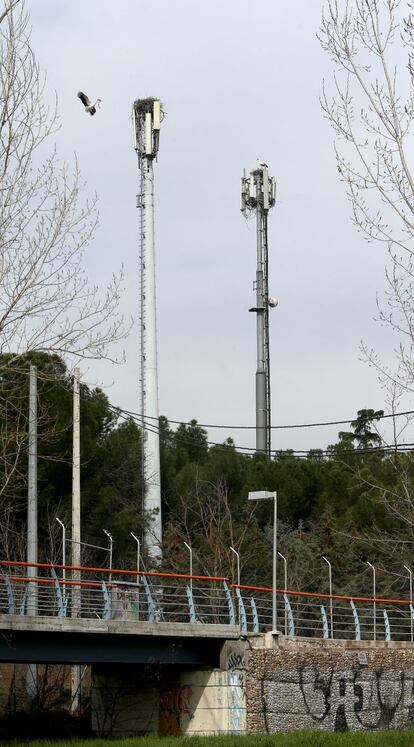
[{"left": 133, "top": 97, "right": 163, "bottom": 117}]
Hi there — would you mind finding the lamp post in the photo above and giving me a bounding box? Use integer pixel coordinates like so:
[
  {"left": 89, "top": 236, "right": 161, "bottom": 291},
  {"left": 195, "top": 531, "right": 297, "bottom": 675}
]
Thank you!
[
  {"left": 184, "top": 541, "right": 193, "bottom": 592},
  {"left": 322, "top": 556, "right": 333, "bottom": 639},
  {"left": 55, "top": 517, "right": 66, "bottom": 601},
  {"left": 230, "top": 546, "right": 241, "bottom": 588},
  {"left": 248, "top": 490, "right": 277, "bottom": 631},
  {"left": 130, "top": 532, "right": 141, "bottom": 583},
  {"left": 103, "top": 529, "right": 113, "bottom": 584},
  {"left": 367, "top": 561, "right": 376, "bottom": 641},
  {"left": 278, "top": 551, "right": 287, "bottom": 635},
  {"left": 404, "top": 564, "right": 413, "bottom": 642}
]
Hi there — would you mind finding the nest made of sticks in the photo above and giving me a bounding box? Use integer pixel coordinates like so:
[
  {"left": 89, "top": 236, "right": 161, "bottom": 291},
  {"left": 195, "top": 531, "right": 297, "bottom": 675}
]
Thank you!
[{"left": 133, "top": 97, "right": 163, "bottom": 116}]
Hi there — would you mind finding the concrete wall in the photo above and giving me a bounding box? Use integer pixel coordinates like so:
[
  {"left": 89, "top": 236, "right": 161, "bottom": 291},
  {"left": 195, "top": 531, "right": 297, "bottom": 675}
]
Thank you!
[
  {"left": 91, "top": 643, "right": 248, "bottom": 737},
  {"left": 161, "top": 670, "right": 228, "bottom": 735},
  {"left": 92, "top": 668, "right": 230, "bottom": 736},
  {"left": 0, "top": 663, "right": 80, "bottom": 715},
  {"left": 91, "top": 669, "right": 158, "bottom": 737},
  {"left": 247, "top": 635, "right": 414, "bottom": 733}
]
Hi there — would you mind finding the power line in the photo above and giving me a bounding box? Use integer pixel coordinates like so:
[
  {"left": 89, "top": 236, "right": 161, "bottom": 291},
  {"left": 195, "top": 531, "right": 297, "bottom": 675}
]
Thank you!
[
  {"left": 111, "top": 403, "right": 414, "bottom": 459},
  {"left": 3, "top": 362, "right": 414, "bottom": 458},
  {"left": 108, "top": 402, "right": 414, "bottom": 432},
  {"left": 3, "top": 361, "right": 414, "bottom": 432}
]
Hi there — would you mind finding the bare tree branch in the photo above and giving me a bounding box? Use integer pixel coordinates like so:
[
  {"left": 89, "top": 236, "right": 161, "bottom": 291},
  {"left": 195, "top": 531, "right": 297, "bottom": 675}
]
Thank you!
[
  {"left": 0, "top": 0, "right": 129, "bottom": 362},
  {"left": 0, "top": 0, "right": 20, "bottom": 27},
  {"left": 320, "top": 1, "right": 414, "bottom": 393}
]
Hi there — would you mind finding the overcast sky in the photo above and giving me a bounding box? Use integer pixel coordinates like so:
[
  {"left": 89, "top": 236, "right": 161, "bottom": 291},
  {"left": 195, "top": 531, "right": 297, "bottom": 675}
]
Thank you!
[{"left": 28, "top": 0, "right": 404, "bottom": 453}]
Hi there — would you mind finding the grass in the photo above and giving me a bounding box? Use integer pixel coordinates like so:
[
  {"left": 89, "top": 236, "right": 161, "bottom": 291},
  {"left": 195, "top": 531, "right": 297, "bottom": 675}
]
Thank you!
[{"left": 4, "top": 733, "right": 414, "bottom": 747}]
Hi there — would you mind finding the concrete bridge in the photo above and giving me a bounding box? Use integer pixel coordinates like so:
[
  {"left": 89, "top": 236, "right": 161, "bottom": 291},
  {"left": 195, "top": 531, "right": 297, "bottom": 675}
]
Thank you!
[
  {"left": 0, "top": 615, "right": 240, "bottom": 666},
  {"left": 2, "top": 559, "right": 413, "bottom": 643},
  {"left": 2, "top": 560, "right": 414, "bottom": 736}
]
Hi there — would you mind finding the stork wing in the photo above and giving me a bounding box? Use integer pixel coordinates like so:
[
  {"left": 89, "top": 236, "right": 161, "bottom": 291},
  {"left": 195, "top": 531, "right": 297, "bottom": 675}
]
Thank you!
[{"left": 77, "top": 91, "right": 91, "bottom": 107}]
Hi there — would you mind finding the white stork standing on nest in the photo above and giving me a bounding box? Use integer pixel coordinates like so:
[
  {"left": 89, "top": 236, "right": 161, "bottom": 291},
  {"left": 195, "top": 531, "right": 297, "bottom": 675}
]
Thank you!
[{"left": 77, "top": 91, "right": 102, "bottom": 116}]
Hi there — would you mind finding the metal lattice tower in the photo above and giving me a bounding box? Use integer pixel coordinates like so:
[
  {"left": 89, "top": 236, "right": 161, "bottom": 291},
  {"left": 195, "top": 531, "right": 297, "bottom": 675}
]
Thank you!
[
  {"left": 241, "top": 164, "right": 276, "bottom": 456},
  {"left": 133, "top": 98, "right": 162, "bottom": 562}
]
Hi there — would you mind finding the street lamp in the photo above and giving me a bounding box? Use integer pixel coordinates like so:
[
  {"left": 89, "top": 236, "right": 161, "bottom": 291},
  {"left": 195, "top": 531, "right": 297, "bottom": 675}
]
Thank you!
[
  {"left": 404, "top": 564, "right": 413, "bottom": 642},
  {"left": 55, "top": 517, "right": 66, "bottom": 601},
  {"left": 103, "top": 529, "right": 113, "bottom": 584},
  {"left": 278, "top": 551, "right": 287, "bottom": 635},
  {"left": 322, "top": 556, "right": 333, "bottom": 639},
  {"left": 230, "top": 546, "right": 241, "bottom": 588},
  {"left": 130, "top": 532, "right": 141, "bottom": 583},
  {"left": 367, "top": 561, "right": 376, "bottom": 641},
  {"left": 184, "top": 541, "right": 193, "bottom": 592},
  {"left": 248, "top": 490, "right": 277, "bottom": 631}
]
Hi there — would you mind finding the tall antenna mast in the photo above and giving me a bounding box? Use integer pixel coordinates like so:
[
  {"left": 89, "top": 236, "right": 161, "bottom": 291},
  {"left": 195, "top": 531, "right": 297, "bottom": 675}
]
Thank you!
[
  {"left": 133, "top": 98, "right": 162, "bottom": 562},
  {"left": 241, "top": 163, "right": 276, "bottom": 456}
]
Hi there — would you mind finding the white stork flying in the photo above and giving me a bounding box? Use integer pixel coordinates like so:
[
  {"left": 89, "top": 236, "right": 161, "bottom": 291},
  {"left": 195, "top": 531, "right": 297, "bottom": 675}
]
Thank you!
[{"left": 77, "top": 91, "right": 102, "bottom": 116}]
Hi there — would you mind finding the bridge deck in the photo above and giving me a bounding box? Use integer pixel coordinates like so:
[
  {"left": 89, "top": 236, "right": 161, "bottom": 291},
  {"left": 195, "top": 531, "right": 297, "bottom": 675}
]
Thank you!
[
  {"left": 0, "top": 616, "right": 240, "bottom": 666},
  {"left": 0, "top": 614, "right": 240, "bottom": 639}
]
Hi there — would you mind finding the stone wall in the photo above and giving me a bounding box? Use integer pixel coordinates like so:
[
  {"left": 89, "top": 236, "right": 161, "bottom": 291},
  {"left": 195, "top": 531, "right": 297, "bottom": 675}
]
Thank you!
[{"left": 247, "top": 635, "right": 414, "bottom": 733}]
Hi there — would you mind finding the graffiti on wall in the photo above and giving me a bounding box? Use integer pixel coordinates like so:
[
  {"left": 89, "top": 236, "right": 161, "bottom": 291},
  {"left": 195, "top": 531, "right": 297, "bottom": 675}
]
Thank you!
[
  {"left": 227, "top": 646, "right": 247, "bottom": 733},
  {"left": 299, "top": 667, "right": 409, "bottom": 731},
  {"left": 253, "top": 665, "right": 414, "bottom": 733},
  {"left": 111, "top": 589, "right": 140, "bottom": 620},
  {"left": 159, "top": 684, "right": 193, "bottom": 735}
]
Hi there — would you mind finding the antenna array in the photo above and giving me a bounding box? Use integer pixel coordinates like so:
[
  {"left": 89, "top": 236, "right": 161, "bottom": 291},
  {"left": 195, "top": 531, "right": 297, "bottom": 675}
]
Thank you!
[{"left": 241, "top": 165, "right": 276, "bottom": 456}]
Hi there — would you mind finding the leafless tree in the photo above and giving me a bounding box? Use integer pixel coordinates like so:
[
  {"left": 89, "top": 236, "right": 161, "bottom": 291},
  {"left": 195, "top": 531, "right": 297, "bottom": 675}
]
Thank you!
[
  {"left": 318, "top": 1, "right": 414, "bottom": 556},
  {"left": 319, "top": 0, "right": 414, "bottom": 393},
  {"left": 0, "top": 0, "right": 127, "bottom": 362},
  {"left": 163, "top": 478, "right": 259, "bottom": 581},
  {"left": 0, "top": 0, "right": 130, "bottom": 552}
]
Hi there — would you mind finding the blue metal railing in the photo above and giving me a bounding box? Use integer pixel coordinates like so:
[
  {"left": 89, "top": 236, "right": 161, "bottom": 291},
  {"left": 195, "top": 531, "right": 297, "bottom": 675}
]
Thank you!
[{"left": 1, "top": 560, "right": 414, "bottom": 642}]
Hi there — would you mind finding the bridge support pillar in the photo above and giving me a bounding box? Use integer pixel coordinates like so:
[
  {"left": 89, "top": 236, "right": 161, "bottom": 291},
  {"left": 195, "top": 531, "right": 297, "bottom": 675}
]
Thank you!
[{"left": 91, "top": 642, "right": 250, "bottom": 737}]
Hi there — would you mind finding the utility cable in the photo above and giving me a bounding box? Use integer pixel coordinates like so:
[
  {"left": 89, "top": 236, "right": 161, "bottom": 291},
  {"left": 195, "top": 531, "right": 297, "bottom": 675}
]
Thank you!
[
  {"left": 112, "top": 403, "right": 414, "bottom": 459},
  {"left": 3, "top": 362, "right": 414, "bottom": 432},
  {"left": 107, "top": 401, "right": 414, "bottom": 432},
  {"left": 3, "top": 363, "right": 414, "bottom": 457}
]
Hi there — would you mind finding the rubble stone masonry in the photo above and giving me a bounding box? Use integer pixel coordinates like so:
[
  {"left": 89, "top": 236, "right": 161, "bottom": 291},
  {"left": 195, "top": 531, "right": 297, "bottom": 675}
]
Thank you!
[{"left": 246, "top": 635, "right": 414, "bottom": 733}]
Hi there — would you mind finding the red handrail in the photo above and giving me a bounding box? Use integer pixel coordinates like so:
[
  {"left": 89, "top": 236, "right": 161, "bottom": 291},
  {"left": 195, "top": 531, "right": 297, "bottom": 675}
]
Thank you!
[
  {"left": 3, "top": 575, "right": 118, "bottom": 589},
  {"left": 233, "top": 582, "right": 412, "bottom": 607},
  {"left": 2, "top": 560, "right": 412, "bottom": 607},
  {"left": 0, "top": 559, "right": 228, "bottom": 583}
]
